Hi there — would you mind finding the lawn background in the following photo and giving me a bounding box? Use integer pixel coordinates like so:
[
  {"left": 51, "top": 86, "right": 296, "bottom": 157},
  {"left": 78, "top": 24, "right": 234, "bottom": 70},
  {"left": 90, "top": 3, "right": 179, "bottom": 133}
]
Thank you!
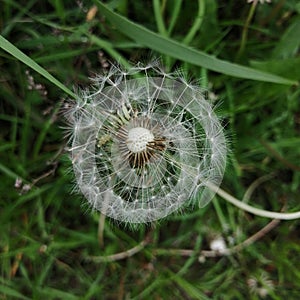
[{"left": 1, "top": 0, "right": 300, "bottom": 299}]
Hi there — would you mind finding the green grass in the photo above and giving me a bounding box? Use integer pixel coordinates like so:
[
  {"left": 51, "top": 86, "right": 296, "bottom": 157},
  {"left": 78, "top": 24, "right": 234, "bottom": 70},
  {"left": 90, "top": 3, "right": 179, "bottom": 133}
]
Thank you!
[{"left": 1, "top": 0, "right": 300, "bottom": 299}]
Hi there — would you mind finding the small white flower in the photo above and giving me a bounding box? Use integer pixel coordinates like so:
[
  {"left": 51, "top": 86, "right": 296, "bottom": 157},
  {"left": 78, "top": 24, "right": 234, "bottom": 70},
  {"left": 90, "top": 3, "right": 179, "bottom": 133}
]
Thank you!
[
  {"left": 209, "top": 236, "right": 227, "bottom": 253},
  {"left": 14, "top": 178, "right": 22, "bottom": 189},
  {"left": 64, "top": 62, "right": 227, "bottom": 223}
]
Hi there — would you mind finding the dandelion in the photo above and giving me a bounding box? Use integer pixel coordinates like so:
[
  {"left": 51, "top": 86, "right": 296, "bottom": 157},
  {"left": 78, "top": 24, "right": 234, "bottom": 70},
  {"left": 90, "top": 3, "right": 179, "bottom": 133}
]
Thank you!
[
  {"left": 247, "top": 272, "right": 275, "bottom": 298},
  {"left": 64, "top": 62, "right": 227, "bottom": 223}
]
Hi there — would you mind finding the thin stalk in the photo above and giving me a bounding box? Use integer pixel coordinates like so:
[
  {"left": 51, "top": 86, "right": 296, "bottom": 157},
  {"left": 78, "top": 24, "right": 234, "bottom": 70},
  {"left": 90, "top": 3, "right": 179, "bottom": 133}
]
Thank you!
[
  {"left": 153, "top": 0, "right": 168, "bottom": 36},
  {"left": 236, "top": 0, "right": 258, "bottom": 60},
  {"left": 167, "top": 0, "right": 182, "bottom": 36},
  {"left": 208, "top": 181, "right": 300, "bottom": 220},
  {"left": 183, "top": 0, "right": 205, "bottom": 45}
]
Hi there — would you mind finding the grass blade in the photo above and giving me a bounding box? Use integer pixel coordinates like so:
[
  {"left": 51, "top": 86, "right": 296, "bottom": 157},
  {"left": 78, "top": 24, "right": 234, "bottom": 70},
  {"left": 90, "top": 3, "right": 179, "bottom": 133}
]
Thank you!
[
  {"left": 0, "top": 35, "right": 76, "bottom": 98},
  {"left": 94, "top": 1, "right": 296, "bottom": 85}
]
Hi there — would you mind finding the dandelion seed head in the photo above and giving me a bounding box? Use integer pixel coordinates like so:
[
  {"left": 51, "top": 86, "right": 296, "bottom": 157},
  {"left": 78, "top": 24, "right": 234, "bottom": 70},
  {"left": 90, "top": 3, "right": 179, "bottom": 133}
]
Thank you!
[{"left": 65, "top": 62, "right": 227, "bottom": 223}]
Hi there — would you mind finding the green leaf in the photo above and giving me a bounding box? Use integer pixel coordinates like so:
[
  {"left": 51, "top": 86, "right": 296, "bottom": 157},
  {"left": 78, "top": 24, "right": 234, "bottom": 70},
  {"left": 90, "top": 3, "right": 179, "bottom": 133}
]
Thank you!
[
  {"left": 0, "top": 35, "right": 76, "bottom": 98},
  {"left": 94, "top": 1, "right": 296, "bottom": 85},
  {"left": 250, "top": 57, "right": 300, "bottom": 81},
  {"left": 272, "top": 18, "right": 300, "bottom": 59},
  {"left": 0, "top": 284, "right": 31, "bottom": 300},
  {"left": 36, "top": 287, "right": 79, "bottom": 300}
]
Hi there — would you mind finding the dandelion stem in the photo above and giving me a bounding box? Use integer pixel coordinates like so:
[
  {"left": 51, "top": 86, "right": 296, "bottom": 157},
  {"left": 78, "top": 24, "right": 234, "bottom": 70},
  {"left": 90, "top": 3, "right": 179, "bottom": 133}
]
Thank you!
[
  {"left": 98, "top": 213, "right": 106, "bottom": 248},
  {"left": 208, "top": 182, "right": 300, "bottom": 220}
]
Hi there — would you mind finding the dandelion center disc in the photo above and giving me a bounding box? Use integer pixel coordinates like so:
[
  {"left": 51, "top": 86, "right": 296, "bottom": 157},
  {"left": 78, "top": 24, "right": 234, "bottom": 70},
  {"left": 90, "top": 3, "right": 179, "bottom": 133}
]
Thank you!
[{"left": 126, "top": 127, "right": 154, "bottom": 153}]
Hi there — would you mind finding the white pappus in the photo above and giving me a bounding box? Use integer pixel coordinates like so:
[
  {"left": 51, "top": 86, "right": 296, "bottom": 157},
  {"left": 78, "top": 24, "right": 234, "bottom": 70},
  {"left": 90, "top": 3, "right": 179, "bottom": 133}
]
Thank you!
[{"left": 64, "top": 62, "right": 227, "bottom": 224}]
